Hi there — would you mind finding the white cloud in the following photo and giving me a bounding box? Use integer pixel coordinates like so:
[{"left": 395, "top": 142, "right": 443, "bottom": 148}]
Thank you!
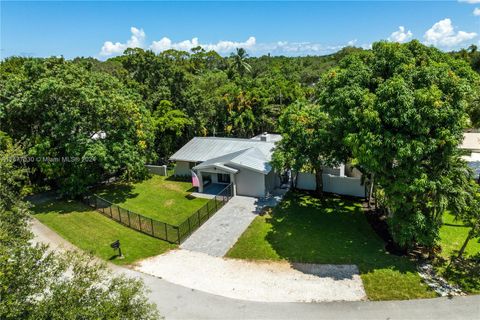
[
  {"left": 251, "top": 39, "right": 365, "bottom": 55},
  {"left": 100, "top": 27, "right": 365, "bottom": 57},
  {"left": 150, "top": 36, "right": 256, "bottom": 53},
  {"left": 474, "top": 8, "right": 480, "bottom": 15},
  {"left": 100, "top": 27, "right": 146, "bottom": 56},
  {"left": 388, "top": 26, "right": 413, "bottom": 43},
  {"left": 347, "top": 39, "right": 358, "bottom": 46},
  {"left": 423, "top": 18, "right": 477, "bottom": 47},
  {"left": 458, "top": 0, "right": 480, "bottom": 3}
]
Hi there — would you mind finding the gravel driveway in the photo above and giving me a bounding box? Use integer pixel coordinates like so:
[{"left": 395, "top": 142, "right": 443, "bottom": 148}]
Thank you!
[{"left": 134, "top": 249, "right": 366, "bottom": 303}]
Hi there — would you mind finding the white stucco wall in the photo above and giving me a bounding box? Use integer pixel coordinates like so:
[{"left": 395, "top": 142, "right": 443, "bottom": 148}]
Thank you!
[
  {"left": 296, "top": 172, "right": 366, "bottom": 198},
  {"left": 296, "top": 172, "right": 317, "bottom": 190},
  {"left": 174, "top": 161, "right": 192, "bottom": 176},
  {"left": 324, "top": 175, "right": 366, "bottom": 197},
  {"left": 234, "top": 168, "right": 266, "bottom": 197}
]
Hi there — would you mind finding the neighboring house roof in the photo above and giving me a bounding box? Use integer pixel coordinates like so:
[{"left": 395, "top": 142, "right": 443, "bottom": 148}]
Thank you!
[
  {"left": 461, "top": 132, "right": 480, "bottom": 152},
  {"left": 170, "top": 135, "right": 279, "bottom": 175}
]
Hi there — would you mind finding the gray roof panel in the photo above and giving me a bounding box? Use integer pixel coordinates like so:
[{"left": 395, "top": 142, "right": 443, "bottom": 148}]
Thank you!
[{"left": 170, "top": 137, "right": 277, "bottom": 162}]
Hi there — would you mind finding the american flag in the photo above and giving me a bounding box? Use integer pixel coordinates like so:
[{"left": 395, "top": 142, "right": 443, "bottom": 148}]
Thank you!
[{"left": 191, "top": 170, "right": 200, "bottom": 187}]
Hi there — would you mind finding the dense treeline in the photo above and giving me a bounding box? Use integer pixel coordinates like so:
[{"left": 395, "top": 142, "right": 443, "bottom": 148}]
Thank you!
[
  {"left": 0, "top": 42, "right": 479, "bottom": 200},
  {"left": 0, "top": 46, "right": 356, "bottom": 195}
]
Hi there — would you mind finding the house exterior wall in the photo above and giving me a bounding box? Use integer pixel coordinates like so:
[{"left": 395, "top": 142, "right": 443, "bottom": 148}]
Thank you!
[
  {"left": 234, "top": 168, "right": 266, "bottom": 197},
  {"left": 296, "top": 171, "right": 366, "bottom": 198},
  {"left": 174, "top": 161, "right": 192, "bottom": 176}
]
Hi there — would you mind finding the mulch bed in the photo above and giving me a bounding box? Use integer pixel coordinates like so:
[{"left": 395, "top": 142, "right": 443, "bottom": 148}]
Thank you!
[{"left": 362, "top": 202, "right": 408, "bottom": 256}]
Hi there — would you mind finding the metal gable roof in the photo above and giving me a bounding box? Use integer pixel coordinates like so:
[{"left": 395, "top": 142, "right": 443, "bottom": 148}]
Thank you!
[
  {"left": 191, "top": 147, "right": 272, "bottom": 174},
  {"left": 228, "top": 148, "right": 272, "bottom": 174},
  {"left": 169, "top": 137, "right": 277, "bottom": 162}
]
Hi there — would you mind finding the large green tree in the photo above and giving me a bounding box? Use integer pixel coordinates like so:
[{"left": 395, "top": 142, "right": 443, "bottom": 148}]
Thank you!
[
  {"left": 0, "top": 57, "right": 154, "bottom": 196},
  {"left": 317, "top": 40, "right": 479, "bottom": 248},
  {"left": 272, "top": 101, "right": 339, "bottom": 194},
  {"left": 0, "top": 133, "right": 159, "bottom": 320}
]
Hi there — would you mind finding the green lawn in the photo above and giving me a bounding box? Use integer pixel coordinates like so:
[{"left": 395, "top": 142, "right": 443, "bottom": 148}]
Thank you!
[
  {"left": 95, "top": 175, "right": 209, "bottom": 225},
  {"left": 439, "top": 213, "right": 480, "bottom": 258},
  {"left": 436, "top": 213, "right": 480, "bottom": 293},
  {"left": 226, "top": 192, "right": 437, "bottom": 301},
  {"left": 32, "top": 200, "right": 176, "bottom": 265}
]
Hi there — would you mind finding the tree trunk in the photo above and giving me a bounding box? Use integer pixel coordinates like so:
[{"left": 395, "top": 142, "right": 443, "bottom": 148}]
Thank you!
[
  {"left": 315, "top": 167, "right": 323, "bottom": 196},
  {"left": 457, "top": 229, "right": 473, "bottom": 258},
  {"left": 368, "top": 173, "right": 375, "bottom": 208}
]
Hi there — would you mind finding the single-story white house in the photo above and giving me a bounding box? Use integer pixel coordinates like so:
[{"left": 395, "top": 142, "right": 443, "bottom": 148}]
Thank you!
[
  {"left": 461, "top": 131, "right": 480, "bottom": 180},
  {"left": 169, "top": 133, "right": 282, "bottom": 197}
]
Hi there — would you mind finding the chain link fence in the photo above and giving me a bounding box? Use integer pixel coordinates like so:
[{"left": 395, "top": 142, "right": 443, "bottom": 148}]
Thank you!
[{"left": 83, "top": 183, "right": 234, "bottom": 244}]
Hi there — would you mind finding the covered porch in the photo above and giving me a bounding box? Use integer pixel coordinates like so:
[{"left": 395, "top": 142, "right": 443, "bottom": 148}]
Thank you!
[{"left": 193, "top": 164, "right": 237, "bottom": 197}]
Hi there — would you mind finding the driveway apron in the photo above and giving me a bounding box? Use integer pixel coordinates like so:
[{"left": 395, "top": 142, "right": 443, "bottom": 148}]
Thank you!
[{"left": 180, "top": 195, "right": 281, "bottom": 257}]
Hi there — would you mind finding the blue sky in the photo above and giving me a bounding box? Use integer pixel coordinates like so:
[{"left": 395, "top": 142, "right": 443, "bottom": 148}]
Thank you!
[{"left": 1, "top": 1, "right": 480, "bottom": 59}]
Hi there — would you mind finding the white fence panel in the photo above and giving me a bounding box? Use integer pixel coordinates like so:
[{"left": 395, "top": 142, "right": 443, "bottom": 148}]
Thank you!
[
  {"left": 146, "top": 164, "right": 168, "bottom": 176},
  {"left": 296, "top": 172, "right": 366, "bottom": 198},
  {"left": 296, "top": 172, "right": 317, "bottom": 191}
]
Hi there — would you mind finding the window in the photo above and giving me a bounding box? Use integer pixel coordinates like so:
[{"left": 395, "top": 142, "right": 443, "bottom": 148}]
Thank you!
[{"left": 217, "top": 173, "right": 230, "bottom": 183}]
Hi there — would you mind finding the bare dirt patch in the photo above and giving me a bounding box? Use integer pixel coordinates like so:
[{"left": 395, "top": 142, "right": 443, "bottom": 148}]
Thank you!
[{"left": 164, "top": 199, "right": 175, "bottom": 207}]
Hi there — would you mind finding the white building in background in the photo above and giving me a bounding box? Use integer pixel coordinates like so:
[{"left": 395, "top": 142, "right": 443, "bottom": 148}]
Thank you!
[{"left": 461, "top": 132, "right": 480, "bottom": 180}]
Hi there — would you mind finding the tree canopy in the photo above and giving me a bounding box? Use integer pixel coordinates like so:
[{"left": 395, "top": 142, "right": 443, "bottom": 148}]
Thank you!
[
  {"left": 316, "top": 40, "right": 480, "bottom": 247},
  {"left": 0, "top": 57, "right": 154, "bottom": 196},
  {"left": 0, "top": 133, "right": 159, "bottom": 319}
]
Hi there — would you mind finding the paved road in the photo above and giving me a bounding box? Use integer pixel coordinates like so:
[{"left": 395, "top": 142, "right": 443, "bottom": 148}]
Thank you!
[
  {"left": 31, "top": 218, "right": 480, "bottom": 320},
  {"left": 180, "top": 195, "right": 282, "bottom": 256}
]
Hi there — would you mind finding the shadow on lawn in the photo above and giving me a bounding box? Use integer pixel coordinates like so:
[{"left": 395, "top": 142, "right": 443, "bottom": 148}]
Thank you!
[
  {"left": 31, "top": 199, "right": 93, "bottom": 215},
  {"left": 95, "top": 184, "right": 139, "bottom": 204},
  {"left": 263, "top": 191, "right": 417, "bottom": 275}
]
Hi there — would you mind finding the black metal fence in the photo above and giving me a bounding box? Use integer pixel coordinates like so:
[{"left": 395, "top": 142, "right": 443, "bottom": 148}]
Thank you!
[{"left": 82, "top": 183, "right": 234, "bottom": 244}]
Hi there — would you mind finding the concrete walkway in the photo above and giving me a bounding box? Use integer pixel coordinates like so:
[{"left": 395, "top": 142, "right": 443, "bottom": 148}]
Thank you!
[
  {"left": 180, "top": 194, "right": 282, "bottom": 256},
  {"left": 30, "top": 216, "right": 77, "bottom": 252},
  {"left": 30, "top": 218, "right": 480, "bottom": 320},
  {"left": 134, "top": 249, "right": 366, "bottom": 302}
]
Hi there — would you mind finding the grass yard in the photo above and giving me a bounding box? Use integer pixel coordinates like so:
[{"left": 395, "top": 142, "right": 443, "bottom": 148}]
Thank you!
[
  {"left": 95, "top": 175, "right": 209, "bottom": 225},
  {"left": 439, "top": 213, "right": 480, "bottom": 258},
  {"left": 227, "top": 192, "right": 437, "bottom": 301},
  {"left": 32, "top": 200, "right": 176, "bottom": 265},
  {"left": 436, "top": 213, "right": 480, "bottom": 294}
]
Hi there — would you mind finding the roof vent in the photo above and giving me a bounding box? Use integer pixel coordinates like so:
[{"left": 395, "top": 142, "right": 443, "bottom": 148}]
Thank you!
[{"left": 260, "top": 132, "right": 269, "bottom": 142}]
